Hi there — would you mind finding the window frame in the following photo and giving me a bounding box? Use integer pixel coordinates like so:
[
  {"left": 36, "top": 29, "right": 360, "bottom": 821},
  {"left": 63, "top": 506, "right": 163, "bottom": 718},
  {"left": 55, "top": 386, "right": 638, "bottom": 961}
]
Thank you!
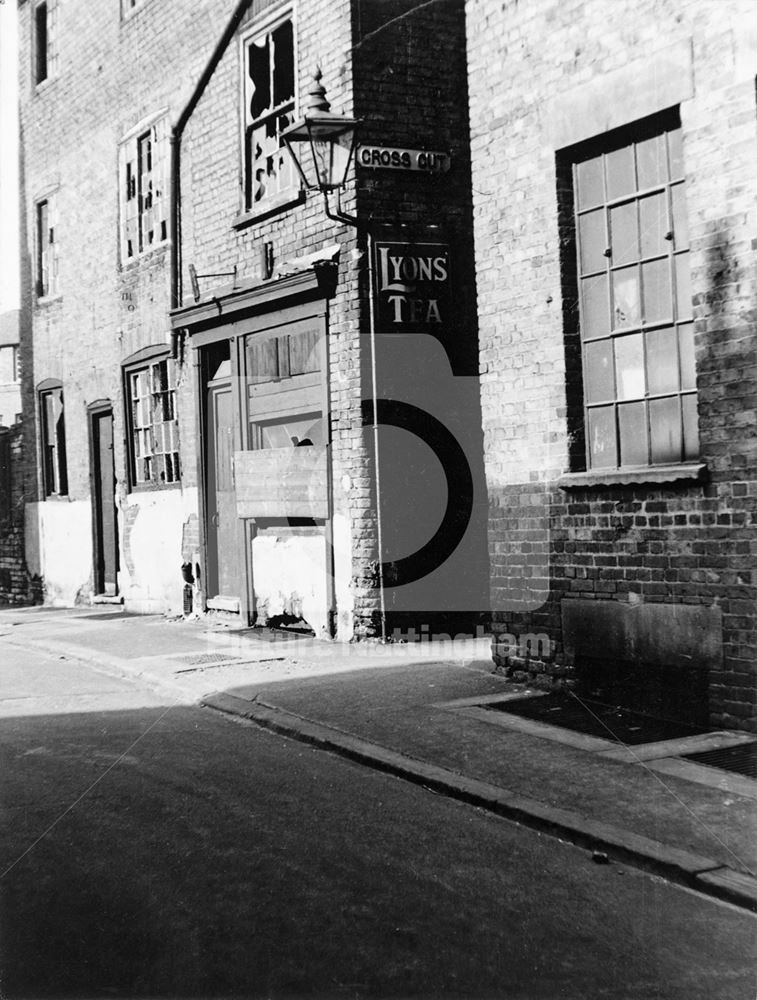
[
  {"left": 122, "top": 347, "right": 181, "bottom": 492},
  {"left": 0, "top": 346, "right": 19, "bottom": 385},
  {"left": 34, "top": 191, "right": 58, "bottom": 300},
  {"left": 38, "top": 379, "right": 68, "bottom": 499},
  {"left": 238, "top": 7, "right": 301, "bottom": 221},
  {"left": 32, "top": 0, "right": 56, "bottom": 89},
  {"left": 118, "top": 112, "right": 170, "bottom": 266},
  {"left": 561, "top": 113, "right": 699, "bottom": 475}
]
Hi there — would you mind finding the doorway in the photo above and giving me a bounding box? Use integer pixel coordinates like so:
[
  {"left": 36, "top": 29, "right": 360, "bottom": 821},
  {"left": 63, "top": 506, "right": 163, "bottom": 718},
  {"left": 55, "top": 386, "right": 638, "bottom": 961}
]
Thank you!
[{"left": 89, "top": 405, "right": 119, "bottom": 596}]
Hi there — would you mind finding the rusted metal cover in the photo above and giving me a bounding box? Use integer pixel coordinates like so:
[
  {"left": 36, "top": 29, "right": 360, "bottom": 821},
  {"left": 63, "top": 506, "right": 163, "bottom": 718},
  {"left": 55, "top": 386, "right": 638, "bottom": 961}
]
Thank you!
[{"left": 234, "top": 445, "right": 328, "bottom": 519}]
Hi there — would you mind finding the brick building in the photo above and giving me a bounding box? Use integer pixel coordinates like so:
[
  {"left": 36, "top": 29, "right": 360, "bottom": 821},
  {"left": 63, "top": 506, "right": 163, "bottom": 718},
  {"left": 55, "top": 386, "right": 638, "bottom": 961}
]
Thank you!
[
  {"left": 467, "top": 0, "right": 757, "bottom": 730},
  {"left": 17, "top": 0, "right": 487, "bottom": 637}
]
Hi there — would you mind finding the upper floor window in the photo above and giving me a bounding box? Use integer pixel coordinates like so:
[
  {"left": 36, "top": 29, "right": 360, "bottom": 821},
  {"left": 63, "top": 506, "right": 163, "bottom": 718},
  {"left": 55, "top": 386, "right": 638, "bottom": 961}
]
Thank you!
[
  {"left": 33, "top": 0, "right": 56, "bottom": 86},
  {"left": 119, "top": 115, "right": 169, "bottom": 263},
  {"left": 242, "top": 12, "right": 298, "bottom": 214},
  {"left": 0, "top": 347, "right": 19, "bottom": 385},
  {"left": 39, "top": 381, "right": 68, "bottom": 497},
  {"left": 35, "top": 194, "right": 58, "bottom": 298},
  {"left": 568, "top": 116, "right": 697, "bottom": 470},
  {"left": 123, "top": 349, "right": 180, "bottom": 488}
]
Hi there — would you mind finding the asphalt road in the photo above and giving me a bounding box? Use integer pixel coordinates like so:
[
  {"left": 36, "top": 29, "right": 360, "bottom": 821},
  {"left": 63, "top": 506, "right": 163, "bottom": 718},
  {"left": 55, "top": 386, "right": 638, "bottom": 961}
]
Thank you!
[{"left": 0, "top": 650, "right": 755, "bottom": 999}]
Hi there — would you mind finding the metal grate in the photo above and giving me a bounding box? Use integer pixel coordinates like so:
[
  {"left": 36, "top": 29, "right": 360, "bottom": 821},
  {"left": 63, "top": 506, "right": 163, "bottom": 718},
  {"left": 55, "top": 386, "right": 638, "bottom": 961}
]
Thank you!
[
  {"left": 483, "top": 692, "right": 709, "bottom": 745},
  {"left": 176, "top": 652, "right": 240, "bottom": 667},
  {"left": 681, "top": 742, "right": 757, "bottom": 779}
]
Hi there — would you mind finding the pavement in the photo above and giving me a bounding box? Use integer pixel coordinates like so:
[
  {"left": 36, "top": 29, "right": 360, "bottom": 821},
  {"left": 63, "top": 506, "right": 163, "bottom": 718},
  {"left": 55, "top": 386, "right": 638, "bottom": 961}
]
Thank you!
[{"left": 2, "top": 604, "right": 756, "bottom": 914}]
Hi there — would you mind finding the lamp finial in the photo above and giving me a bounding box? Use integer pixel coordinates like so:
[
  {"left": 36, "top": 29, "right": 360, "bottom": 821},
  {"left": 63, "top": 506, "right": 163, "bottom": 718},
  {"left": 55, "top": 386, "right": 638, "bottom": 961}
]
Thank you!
[{"left": 306, "top": 66, "right": 331, "bottom": 114}]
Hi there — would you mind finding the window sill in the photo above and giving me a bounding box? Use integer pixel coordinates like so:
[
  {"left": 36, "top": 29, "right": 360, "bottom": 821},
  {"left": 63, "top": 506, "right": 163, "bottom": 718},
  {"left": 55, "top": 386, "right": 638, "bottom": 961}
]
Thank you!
[
  {"left": 42, "top": 493, "right": 69, "bottom": 502},
  {"left": 120, "top": 242, "right": 170, "bottom": 272},
  {"left": 127, "top": 481, "right": 182, "bottom": 496},
  {"left": 34, "top": 293, "right": 62, "bottom": 308},
  {"left": 233, "top": 190, "right": 305, "bottom": 230},
  {"left": 558, "top": 463, "right": 708, "bottom": 490},
  {"left": 34, "top": 77, "right": 56, "bottom": 96}
]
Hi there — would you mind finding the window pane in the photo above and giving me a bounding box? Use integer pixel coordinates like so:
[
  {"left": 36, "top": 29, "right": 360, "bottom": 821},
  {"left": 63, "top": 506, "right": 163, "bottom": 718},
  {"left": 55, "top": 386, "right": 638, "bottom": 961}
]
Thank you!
[
  {"left": 682, "top": 393, "right": 699, "bottom": 460},
  {"left": 636, "top": 134, "right": 666, "bottom": 189},
  {"left": 612, "top": 266, "right": 640, "bottom": 328},
  {"left": 646, "top": 327, "right": 678, "bottom": 395},
  {"left": 288, "top": 329, "right": 320, "bottom": 375},
  {"left": 678, "top": 323, "right": 696, "bottom": 391},
  {"left": 650, "top": 396, "right": 682, "bottom": 464},
  {"left": 614, "top": 333, "right": 645, "bottom": 400},
  {"left": 580, "top": 274, "right": 609, "bottom": 339},
  {"left": 587, "top": 406, "right": 618, "bottom": 468},
  {"left": 618, "top": 401, "right": 648, "bottom": 466},
  {"left": 584, "top": 340, "right": 614, "bottom": 402},
  {"left": 576, "top": 156, "right": 604, "bottom": 210},
  {"left": 639, "top": 192, "right": 667, "bottom": 259},
  {"left": 668, "top": 128, "right": 684, "bottom": 180},
  {"left": 671, "top": 183, "right": 689, "bottom": 250},
  {"left": 642, "top": 258, "right": 671, "bottom": 325},
  {"left": 0, "top": 347, "right": 14, "bottom": 384},
  {"left": 675, "top": 253, "right": 692, "bottom": 319},
  {"left": 578, "top": 209, "right": 606, "bottom": 274},
  {"left": 605, "top": 146, "right": 635, "bottom": 201},
  {"left": 248, "top": 35, "right": 271, "bottom": 119},
  {"left": 609, "top": 201, "right": 637, "bottom": 266},
  {"left": 272, "top": 20, "right": 294, "bottom": 106},
  {"left": 248, "top": 337, "right": 279, "bottom": 381}
]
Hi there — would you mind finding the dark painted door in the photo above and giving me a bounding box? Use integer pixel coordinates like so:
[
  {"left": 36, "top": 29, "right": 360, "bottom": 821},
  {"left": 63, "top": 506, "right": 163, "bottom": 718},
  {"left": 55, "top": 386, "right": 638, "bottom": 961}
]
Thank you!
[
  {"left": 206, "top": 382, "right": 240, "bottom": 601},
  {"left": 91, "top": 409, "right": 118, "bottom": 595}
]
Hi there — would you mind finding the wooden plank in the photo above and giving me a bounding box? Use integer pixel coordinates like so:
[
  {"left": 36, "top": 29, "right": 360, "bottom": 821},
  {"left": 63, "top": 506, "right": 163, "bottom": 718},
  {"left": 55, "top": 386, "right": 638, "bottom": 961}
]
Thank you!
[{"left": 235, "top": 445, "right": 328, "bottom": 519}]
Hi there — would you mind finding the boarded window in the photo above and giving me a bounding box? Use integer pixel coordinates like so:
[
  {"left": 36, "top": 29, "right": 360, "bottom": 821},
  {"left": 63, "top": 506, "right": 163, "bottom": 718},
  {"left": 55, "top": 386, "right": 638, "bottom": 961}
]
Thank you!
[
  {"left": 243, "top": 14, "right": 297, "bottom": 211},
  {"left": 571, "top": 118, "right": 697, "bottom": 469},
  {"left": 125, "top": 355, "right": 180, "bottom": 487}
]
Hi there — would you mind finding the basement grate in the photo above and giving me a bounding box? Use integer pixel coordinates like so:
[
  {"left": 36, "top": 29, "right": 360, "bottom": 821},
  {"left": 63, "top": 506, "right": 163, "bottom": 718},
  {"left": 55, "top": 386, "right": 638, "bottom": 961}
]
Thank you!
[
  {"left": 482, "top": 692, "right": 709, "bottom": 745},
  {"left": 681, "top": 741, "right": 757, "bottom": 779},
  {"left": 176, "top": 652, "right": 240, "bottom": 667}
]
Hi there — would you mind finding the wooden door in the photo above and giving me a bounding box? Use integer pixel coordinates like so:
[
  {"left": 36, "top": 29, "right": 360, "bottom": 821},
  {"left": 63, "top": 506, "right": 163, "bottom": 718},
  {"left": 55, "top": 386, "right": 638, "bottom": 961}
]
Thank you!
[
  {"left": 91, "top": 408, "right": 118, "bottom": 595},
  {"left": 206, "top": 382, "right": 240, "bottom": 602}
]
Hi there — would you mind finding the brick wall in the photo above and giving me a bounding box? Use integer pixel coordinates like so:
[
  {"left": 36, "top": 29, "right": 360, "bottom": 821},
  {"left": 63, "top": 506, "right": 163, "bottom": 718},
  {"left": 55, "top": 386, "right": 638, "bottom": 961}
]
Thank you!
[
  {"left": 467, "top": 0, "right": 757, "bottom": 729},
  {"left": 0, "top": 423, "right": 41, "bottom": 605}
]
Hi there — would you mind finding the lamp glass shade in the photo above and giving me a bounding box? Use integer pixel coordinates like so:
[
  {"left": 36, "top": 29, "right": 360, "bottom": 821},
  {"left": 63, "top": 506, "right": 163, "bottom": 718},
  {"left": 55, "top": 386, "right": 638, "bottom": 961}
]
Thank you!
[{"left": 282, "top": 114, "right": 359, "bottom": 192}]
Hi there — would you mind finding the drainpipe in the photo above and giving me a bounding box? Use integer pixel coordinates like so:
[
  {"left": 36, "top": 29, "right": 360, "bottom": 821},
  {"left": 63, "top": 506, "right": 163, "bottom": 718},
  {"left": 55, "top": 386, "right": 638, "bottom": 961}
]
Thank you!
[{"left": 170, "top": 0, "right": 252, "bottom": 324}]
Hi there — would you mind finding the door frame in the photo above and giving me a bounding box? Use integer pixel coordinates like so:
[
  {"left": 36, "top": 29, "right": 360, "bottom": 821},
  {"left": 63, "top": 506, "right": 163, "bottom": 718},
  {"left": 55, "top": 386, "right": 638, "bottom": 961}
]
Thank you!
[{"left": 87, "top": 400, "right": 119, "bottom": 597}]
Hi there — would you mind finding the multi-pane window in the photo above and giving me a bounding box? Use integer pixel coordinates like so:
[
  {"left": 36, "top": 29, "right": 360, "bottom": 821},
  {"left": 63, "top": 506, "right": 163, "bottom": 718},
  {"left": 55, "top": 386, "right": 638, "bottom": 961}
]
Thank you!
[
  {"left": 120, "top": 117, "right": 168, "bottom": 262},
  {"left": 39, "top": 384, "right": 68, "bottom": 497},
  {"left": 573, "top": 121, "right": 697, "bottom": 469},
  {"left": 243, "top": 14, "right": 297, "bottom": 212},
  {"left": 125, "top": 356, "right": 180, "bottom": 486},
  {"left": 35, "top": 195, "right": 58, "bottom": 298}
]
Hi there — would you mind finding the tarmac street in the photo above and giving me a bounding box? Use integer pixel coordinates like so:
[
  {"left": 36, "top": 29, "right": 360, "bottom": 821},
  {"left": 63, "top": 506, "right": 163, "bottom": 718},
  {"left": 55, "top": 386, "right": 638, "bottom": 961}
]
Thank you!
[{"left": 0, "top": 613, "right": 756, "bottom": 997}]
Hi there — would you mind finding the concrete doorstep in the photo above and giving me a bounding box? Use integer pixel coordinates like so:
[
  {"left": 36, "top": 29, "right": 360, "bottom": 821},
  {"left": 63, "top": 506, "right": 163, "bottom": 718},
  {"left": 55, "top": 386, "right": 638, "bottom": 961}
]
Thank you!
[{"left": 203, "top": 690, "right": 757, "bottom": 916}]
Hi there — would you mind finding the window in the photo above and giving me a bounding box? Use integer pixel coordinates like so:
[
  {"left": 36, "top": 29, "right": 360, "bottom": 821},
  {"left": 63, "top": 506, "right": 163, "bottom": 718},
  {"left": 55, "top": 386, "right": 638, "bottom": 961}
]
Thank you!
[
  {"left": 242, "top": 13, "right": 297, "bottom": 213},
  {"left": 0, "top": 347, "right": 19, "bottom": 385},
  {"left": 33, "top": 0, "right": 56, "bottom": 85},
  {"left": 35, "top": 195, "right": 58, "bottom": 298},
  {"left": 39, "top": 382, "right": 68, "bottom": 497},
  {"left": 121, "top": 0, "right": 148, "bottom": 18},
  {"left": 245, "top": 325, "right": 324, "bottom": 449},
  {"left": 569, "top": 117, "right": 697, "bottom": 470},
  {"left": 124, "top": 352, "right": 180, "bottom": 487},
  {"left": 119, "top": 116, "right": 169, "bottom": 262}
]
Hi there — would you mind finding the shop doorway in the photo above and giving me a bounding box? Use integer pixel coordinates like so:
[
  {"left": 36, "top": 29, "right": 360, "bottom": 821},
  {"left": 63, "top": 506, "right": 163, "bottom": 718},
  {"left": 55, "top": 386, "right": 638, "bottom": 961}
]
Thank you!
[{"left": 89, "top": 404, "right": 119, "bottom": 596}]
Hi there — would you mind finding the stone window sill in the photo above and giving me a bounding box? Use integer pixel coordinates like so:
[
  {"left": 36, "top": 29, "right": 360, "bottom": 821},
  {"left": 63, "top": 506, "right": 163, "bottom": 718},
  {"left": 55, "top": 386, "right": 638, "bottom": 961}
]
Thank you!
[
  {"left": 558, "top": 463, "right": 708, "bottom": 490},
  {"left": 233, "top": 190, "right": 305, "bottom": 230}
]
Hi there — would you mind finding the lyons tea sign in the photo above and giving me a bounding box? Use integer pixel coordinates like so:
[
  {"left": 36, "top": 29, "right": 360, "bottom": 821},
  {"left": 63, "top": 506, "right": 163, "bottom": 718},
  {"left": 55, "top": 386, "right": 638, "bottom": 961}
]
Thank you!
[{"left": 373, "top": 242, "right": 451, "bottom": 334}]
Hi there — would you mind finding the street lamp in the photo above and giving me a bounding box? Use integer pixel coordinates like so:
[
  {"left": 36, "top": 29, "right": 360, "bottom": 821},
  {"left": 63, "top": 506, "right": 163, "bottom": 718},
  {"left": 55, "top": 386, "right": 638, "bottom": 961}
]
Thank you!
[{"left": 282, "top": 68, "right": 361, "bottom": 221}]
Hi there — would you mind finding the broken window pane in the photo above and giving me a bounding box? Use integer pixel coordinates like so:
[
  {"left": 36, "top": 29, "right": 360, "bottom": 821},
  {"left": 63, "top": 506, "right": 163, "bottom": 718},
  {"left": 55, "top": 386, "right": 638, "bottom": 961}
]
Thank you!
[
  {"left": 612, "top": 266, "right": 640, "bottom": 328},
  {"left": 587, "top": 406, "right": 618, "bottom": 468},
  {"left": 578, "top": 209, "right": 606, "bottom": 274}
]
